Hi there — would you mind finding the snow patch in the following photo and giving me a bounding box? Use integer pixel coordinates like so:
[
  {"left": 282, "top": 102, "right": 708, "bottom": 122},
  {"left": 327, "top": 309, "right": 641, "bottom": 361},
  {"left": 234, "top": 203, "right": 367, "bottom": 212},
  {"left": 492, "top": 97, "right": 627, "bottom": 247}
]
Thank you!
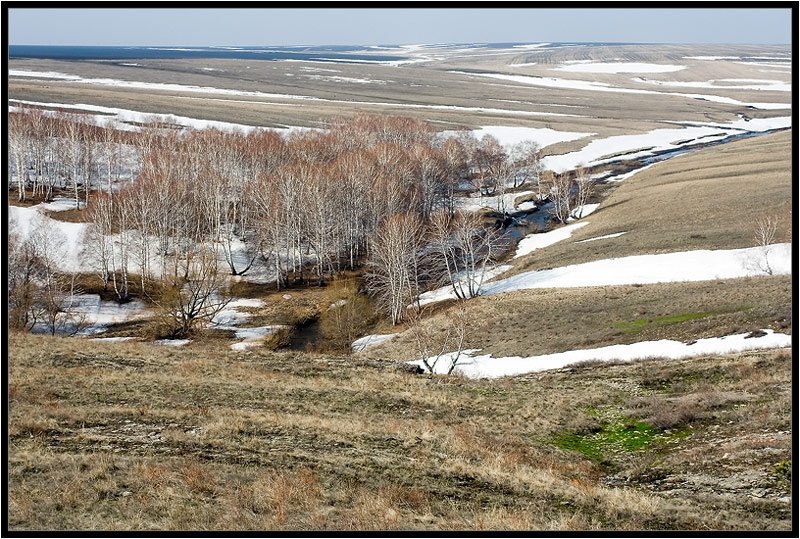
[
  {"left": 482, "top": 243, "right": 792, "bottom": 296},
  {"left": 352, "top": 333, "right": 399, "bottom": 352},
  {"left": 632, "top": 77, "right": 790, "bottom": 92},
  {"left": 8, "top": 205, "right": 89, "bottom": 273},
  {"left": 568, "top": 204, "right": 599, "bottom": 220},
  {"left": 540, "top": 117, "right": 791, "bottom": 174},
  {"left": 514, "top": 221, "right": 590, "bottom": 259},
  {"left": 155, "top": 339, "right": 192, "bottom": 347},
  {"left": 455, "top": 190, "right": 535, "bottom": 213},
  {"left": 452, "top": 71, "right": 791, "bottom": 111},
  {"left": 410, "top": 329, "right": 791, "bottom": 378},
  {"left": 470, "top": 125, "right": 593, "bottom": 150},
  {"left": 230, "top": 326, "right": 287, "bottom": 351},
  {"left": 576, "top": 232, "right": 627, "bottom": 243}
]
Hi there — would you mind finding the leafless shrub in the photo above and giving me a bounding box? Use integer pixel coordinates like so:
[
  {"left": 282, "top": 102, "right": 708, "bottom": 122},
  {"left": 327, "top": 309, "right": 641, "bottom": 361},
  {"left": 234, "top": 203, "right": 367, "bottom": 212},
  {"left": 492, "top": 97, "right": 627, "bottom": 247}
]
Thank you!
[{"left": 410, "top": 301, "right": 472, "bottom": 376}]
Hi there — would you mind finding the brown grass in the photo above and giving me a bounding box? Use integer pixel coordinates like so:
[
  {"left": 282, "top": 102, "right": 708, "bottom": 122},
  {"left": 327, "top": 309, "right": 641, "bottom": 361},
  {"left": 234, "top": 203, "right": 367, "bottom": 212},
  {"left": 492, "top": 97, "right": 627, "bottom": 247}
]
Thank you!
[{"left": 368, "top": 275, "right": 791, "bottom": 360}]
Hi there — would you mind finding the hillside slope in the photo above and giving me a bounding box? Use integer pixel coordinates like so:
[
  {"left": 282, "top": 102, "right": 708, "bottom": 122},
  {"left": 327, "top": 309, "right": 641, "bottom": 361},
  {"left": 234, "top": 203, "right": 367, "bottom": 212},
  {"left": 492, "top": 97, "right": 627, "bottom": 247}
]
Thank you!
[{"left": 366, "top": 130, "right": 792, "bottom": 362}]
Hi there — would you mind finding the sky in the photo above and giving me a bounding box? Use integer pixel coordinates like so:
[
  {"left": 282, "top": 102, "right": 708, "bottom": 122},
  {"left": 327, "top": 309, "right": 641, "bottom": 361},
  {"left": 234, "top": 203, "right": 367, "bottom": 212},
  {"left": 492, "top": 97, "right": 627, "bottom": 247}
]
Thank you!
[{"left": 8, "top": 8, "right": 793, "bottom": 46}]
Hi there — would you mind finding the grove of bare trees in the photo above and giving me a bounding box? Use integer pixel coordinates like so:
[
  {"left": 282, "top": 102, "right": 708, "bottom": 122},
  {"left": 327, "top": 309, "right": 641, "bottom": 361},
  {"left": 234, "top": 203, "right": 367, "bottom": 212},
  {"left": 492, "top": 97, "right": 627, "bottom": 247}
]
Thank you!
[{"left": 8, "top": 110, "right": 548, "bottom": 331}]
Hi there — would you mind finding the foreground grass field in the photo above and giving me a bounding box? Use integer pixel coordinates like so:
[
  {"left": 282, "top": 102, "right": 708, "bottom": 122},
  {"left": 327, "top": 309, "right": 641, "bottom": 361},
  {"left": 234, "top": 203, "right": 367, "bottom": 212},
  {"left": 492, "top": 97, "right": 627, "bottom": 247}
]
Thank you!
[{"left": 7, "top": 331, "right": 791, "bottom": 531}]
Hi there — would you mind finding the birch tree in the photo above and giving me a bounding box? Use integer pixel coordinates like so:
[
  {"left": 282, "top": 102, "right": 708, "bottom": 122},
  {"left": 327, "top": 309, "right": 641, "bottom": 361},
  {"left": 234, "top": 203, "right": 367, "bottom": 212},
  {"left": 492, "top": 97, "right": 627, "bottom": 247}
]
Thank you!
[
  {"left": 366, "top": 213, "right": 424, "bottom": 325},
  {"left": 428, "top": 211, "right": 502, "bottom": 300}
]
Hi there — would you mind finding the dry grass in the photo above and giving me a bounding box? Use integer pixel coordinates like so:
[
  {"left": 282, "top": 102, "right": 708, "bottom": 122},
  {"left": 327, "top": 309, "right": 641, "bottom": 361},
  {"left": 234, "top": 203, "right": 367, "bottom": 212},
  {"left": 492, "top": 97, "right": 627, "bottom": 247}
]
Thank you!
[
  {"left": 7, "top": 330, "right": 792, "bottom": 531},
  {"left": 369, "top": 275, "right": 791, "bottom": 360}
]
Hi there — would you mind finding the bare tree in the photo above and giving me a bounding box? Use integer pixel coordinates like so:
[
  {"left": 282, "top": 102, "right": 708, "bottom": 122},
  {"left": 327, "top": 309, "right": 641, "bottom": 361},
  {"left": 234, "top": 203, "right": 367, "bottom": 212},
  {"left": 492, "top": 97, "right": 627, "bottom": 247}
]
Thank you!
[
  {"left": 8, "top": 113, "right": 28, "bottom": 201},
  {"left": 508, "top": 140, "right": 542, "bottom": 189},
  {"left": 366, "top": 213, "right": 424, "bottom": 325},
  {"left": 752, "top": 215, "right": 779, "bottom": 275},
  {"left": 151, "top": 246, "right": 232, "bottom": 337},
  {"left": 571, "top": 166, "right": 596, "bottom": 219},
  {"left": 471, "top": 135, "right": 506, "bottom": 196},
  {"left": 8, "top": 215, "right": 87, "bottom": 335},
  {"left": 547, "top": 173, "right": 573, "bottom": 224},
  {"left": 428, "top": 211, "right": 503, "bottom": 300}
]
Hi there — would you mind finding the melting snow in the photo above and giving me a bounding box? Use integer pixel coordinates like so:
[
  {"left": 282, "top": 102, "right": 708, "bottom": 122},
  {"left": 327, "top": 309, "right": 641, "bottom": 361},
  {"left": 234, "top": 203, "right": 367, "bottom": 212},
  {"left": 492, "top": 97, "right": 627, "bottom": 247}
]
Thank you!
[
  {"left": 155, "top": 339, "right": 192, "bottom": 347},
  {"left": 230, "top": 326, "right": 287, "bottom": 351},
  {"left": 514, "top": 221, "right": 590, "bottom": 259},
  {"left": 410, "top": 329, "right": 791, "bottom": 378},
  {"left": 576, "top": 232, "right": 627, "bottom": 243},
  {"left": 67, "top": 294, "right": 150, "bottom": 335},
  {"left": 352, "top": 333, "right": 399, "bottom": 352}
]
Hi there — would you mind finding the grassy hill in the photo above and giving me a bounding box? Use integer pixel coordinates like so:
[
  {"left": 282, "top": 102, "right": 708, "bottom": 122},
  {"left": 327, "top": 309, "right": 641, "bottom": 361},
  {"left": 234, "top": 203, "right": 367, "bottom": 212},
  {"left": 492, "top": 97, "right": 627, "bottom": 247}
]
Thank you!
[{"left": 367, "top": 129, "right": 792, "bottom": 361}]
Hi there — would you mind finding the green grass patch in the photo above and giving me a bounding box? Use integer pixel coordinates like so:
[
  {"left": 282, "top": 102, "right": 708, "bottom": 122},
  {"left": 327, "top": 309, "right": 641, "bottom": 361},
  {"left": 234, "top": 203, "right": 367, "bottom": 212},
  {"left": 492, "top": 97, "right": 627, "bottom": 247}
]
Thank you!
[
  {"left": 611, "top": 308, "right": 742, "bottom": 334},
  {"left": 553, "top": 418, "right": 685, "bottom": 464}
]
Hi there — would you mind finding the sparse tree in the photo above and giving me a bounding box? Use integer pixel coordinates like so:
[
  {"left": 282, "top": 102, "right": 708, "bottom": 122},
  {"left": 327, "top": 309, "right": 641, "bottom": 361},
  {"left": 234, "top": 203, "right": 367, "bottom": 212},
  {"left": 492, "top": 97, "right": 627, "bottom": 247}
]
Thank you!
[
  {"left": 410, "top": 301, "right": 472, "bottom": 376},
  {"left": 752, "top": 215, "right": 779, "bottom": 275},
  {"left": 571, "top": 166, "right": 596, "bottom": 219}
]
